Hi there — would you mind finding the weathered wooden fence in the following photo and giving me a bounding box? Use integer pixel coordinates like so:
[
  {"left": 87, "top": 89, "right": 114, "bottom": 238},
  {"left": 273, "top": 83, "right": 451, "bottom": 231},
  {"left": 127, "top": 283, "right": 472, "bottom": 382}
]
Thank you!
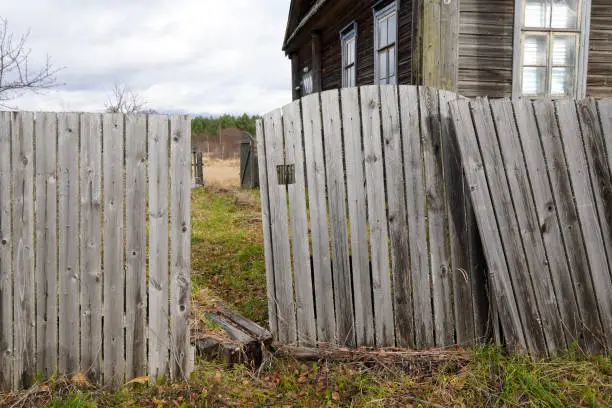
[
  {"left": 451, "top": 97, "right": 612, "bottom": 355},
  {"left": 0, "top": 112, "right": 192, "bottom": 391},
  {"left": 240, "top": 132, "right": 259, "bottom": 189},
  {"left": 257, "top": 85, "right": 491, "bottom": 348}
]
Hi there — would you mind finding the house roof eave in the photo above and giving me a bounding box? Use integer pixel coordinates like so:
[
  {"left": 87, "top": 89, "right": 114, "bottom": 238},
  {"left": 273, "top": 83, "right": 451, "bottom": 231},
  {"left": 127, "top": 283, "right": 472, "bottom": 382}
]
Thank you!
[{"left": 283, "top": 0, "right": 329, "bottom": 54}]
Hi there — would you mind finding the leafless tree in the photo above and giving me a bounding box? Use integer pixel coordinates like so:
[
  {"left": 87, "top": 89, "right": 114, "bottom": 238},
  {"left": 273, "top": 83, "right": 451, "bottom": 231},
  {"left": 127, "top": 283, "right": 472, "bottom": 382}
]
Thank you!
[
  {"left": 105, "top": 83, "right": 147, "bottom": 114},
  {"left": 0, "top": 17, "right": 61, "bottom": 108}
]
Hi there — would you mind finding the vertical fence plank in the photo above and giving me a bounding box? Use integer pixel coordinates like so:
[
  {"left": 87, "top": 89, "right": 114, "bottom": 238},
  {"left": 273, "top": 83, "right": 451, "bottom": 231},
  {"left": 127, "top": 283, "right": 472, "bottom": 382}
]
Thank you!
[
  {"left": 0, "top": 112, "right": 12, "bottom": 391},
  {"left": 58, "top": 113, "right": 81, "bottom": 375},
  {"left": 263, "top": 110, "right": 297, "bottom": 344},
  {"left": 148, "top": 115, "right": 170, "bottom": 381},
  {"left": 380, "top": 85, "right": 413, "bottom": 347},
  {"left": 12, "top": 112, "right": 35, "bottom": 389},
  {"left": 36, "top": 113, "right": 58, "bottom": 376},
  {"left": 170, "top": 116, "right": 191, "bottom": 379},
  {"left": 515, "top": 99, "right": 600, "bottom": 352},
  {"left": 283, "top": 101, "right": 316, "bottom": 346},
  {"left": 341, "top": 87, "right": 375, "bottom": 346},
  {"left": 440, "top": 90, "right": 474, "bottom": 345},
  {"left": 80, "top": 113, "right": 103, "bottom": 380},
  {"left": 321, "top": 89, "right": 356, "bottom": 347},
  {"left": 255, "top": 119, "right": 278, "bottom": 339},
  {"left": 126, "top": 115, "right": 148, "bottom": 379},
  {"left": 449, "top": 100, "right": 527, "bottom": 350},
  {"left": 490, "top": 100, "right": 566, "bottom": 352},
  {"left": 419, "top": 87, "right": 453, "bottom": 346},
  {"left": 597, "top": 98, "right": 612, "bottom": 176},
  {"left": 103, "top": 113, "right": 125, "bottom": 385},
  {"left": 556, "top": 100, "right": 612, "bottom": 345},
  {"left": 469, "top": 99, "right": 550, "bottom": 354},
  {"left": 301, "top": 94, "right": 336, "bottom": 343},
  {"left": 360, "top": 85, "right": 395, "bottom": 346},
  {"left": 399, "top": 86, "right": 435, "bottom": 348}
]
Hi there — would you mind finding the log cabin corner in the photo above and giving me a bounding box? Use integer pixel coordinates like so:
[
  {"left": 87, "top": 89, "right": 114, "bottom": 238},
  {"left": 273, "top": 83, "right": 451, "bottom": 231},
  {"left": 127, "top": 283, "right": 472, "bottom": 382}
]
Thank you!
[{"left": 283, "top": 0, "right": 612, "bottom": 99}]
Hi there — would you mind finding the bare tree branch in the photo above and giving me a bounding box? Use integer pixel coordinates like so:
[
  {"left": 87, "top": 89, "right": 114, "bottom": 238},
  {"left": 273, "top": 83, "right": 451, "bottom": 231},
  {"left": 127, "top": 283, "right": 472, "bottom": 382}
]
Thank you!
[
  {"left": 0, "top": 17, "right": 62, "bottom": 109},
  {"left": 105, "top": 83, "right": 147, "bottom": 114}
]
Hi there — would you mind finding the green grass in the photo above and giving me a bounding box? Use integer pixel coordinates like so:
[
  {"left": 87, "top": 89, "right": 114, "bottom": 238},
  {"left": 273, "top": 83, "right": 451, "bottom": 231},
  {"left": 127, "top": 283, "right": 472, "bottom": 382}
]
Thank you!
[{"left": 191, "top": 186, "right": 268, "bottom": 323}]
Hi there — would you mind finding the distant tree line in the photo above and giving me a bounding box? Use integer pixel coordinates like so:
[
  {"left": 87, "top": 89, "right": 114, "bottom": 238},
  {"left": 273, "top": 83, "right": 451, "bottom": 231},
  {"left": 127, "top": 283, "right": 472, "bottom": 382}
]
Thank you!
[{"left": 191, "top": 113, "right": 260, "bottom": 137}]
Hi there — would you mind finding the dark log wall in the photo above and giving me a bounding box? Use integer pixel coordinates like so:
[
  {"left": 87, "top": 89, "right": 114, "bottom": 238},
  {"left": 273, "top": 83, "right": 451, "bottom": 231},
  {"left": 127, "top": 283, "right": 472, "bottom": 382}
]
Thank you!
[
  {"left": 587, "top": 0, "right": 612, "bottom": 97},
  {"left": 293, "top": 0, "right": 413, "bottom": 94},
  {"left": 457, "top": 0, "right": 514, "bottom": 98}
]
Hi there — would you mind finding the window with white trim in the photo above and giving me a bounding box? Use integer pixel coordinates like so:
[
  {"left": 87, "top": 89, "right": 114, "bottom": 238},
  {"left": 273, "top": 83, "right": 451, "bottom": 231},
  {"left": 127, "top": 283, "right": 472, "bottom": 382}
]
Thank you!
[
  {"left": 514, "top": 0, "right": 591, "bottom": 98},
  {"left": 301, "top": 68, "right": 313, "bottom": 95},
  {"left": 374, "top": 3, "right": 397, "bottom": 85},
  {"left": 341, "top": 23, "right": 357, "bottom": 88}
]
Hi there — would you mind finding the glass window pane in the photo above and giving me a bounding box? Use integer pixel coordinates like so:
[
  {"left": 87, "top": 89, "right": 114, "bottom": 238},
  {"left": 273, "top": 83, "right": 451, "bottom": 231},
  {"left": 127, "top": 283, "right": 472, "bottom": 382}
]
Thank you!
[
  {"left": 552, "top": 34, "right": 576, "bottom": 66},
  {"left": 378, "top": 17, "right": 388, "bottom": 48},
  {"left": 551, "top": 66, "right": 575, "bottom": 96},
  {"left": 349, "top": 39, "right": 355, "bottom": 65},
  {"left": 525, "top": 0, "right": 551, "bottom": 28},
  {"left": 523, "top": 66, "right": 547, "bottom": 95},
  {"left": 389, "top": 74, "right": 396, "bottom": 85},
  {"left": 379, "top": 50, "right": 388, "bottom": 81},
  {"left": 523, "top": 34, "right": 548, "bottom": 66},
  {"left": 388, "top": 13, "right": 397, "bottom": 44},
  {"left": 388, "top": 46, "right": 396, "bottom": 77},
  {"left": 552, "top": 0, "right": 578, "bottom": 29},
  {"left": 350, "top": 66, "right": 356, "bottom": 87}
]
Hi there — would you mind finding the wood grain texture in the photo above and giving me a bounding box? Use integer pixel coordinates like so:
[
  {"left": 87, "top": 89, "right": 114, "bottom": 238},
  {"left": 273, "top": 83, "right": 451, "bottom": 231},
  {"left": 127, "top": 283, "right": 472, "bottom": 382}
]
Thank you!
[
  {"left": 0, "top": 112, "right": 12, "bottom": 390},
  {"left": 148, "top": 115, "right": 170, "bottom": 381},
  {"left": 469, "top": 98, "right": 548, "bottom": 354},
  {"left": 449, "top": 99, "right": 526, "bottom": 350},
  {"left": 597, "top": 98, "right": 612, "bottom": 177},
  {"left": 282, "top": 100, "right": 316, "bottom": 346},
  {"left": 360, "top": 85, "right": 395, "bottom": 346},
  {"left": 419, "top": 87, "right": 453, "bottom": 346},
  {"left": 170, "top": 116, "right": 192, "bottom": 380},
  {"left": 556, "top": 99, "right": 612, "bottom": 345},
  {"left": 256, "top": 119, "right": 279, "bottom": 339},
  {"left": 263, "top": 110, "right": 297, "bottom": 344},
  {"left": 399, "top": 86, "right": 435, "bottom": 348},
  {"left": 301, "top": 93, "right": 336, "bottom": 343},
  {"left": 515, "top": 99, "right": 600, "bottom": 352},
  {"left": 489, "top": 99, "right": 565, "bottom": 353},
  {"left": 341, "top": 87, "right": 375, "bottom": 346},
  {"left": 12, "top": 112, "right": 35, "bottom": 389},
  {"left": 79, "top": 113, "right": 103, "bottom": 381},
  {"left": 321, "top": 89, "right": 356, "bottom": 347},
  {"left": 125, "top": 114, "right": 148, "bottom": 379},
  {"left": 380, "top": 85, "right": 414, "bottom": 348},
  {"left": 103, "top": 113, "right": 125, "bottom": 385},
  {"left": 35, "top": 113, "right": 58, "bottom": 376},
  {"left": 439, "top": 90, "right": 474, "bottom": 345}
]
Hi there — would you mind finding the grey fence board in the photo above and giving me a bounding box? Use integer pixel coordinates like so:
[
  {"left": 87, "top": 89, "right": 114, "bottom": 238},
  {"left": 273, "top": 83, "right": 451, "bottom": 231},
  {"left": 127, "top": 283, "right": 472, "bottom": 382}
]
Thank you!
[
  {"left": 301, "top": 94, "right": 335, "bottom": 343},
  {"left": 259, "top": 85, "right": 490, "bottom": 349},
  {"left": 12, "top": 112, "right": 35, "bottom": 389},
  {"left": 36, "top": 113, "right": 59, "bottom": 376},
  {"left": 321, "top": 90, "right": 355, "bottom": 347},
  {"left": 341, "top": 87, "right": 375, "bottom": 346},
  {"left": 0, "top": 112, "right": 191, "bottom": 391},
  {"left": 79, "top": 113, "right": 103, "bottom": 380},
  {"left": 283, "top": 100, "right": 316, "bottom": 346},
  {"left": 451, "top": 97, "right": 612, "bottom": 354},
  {"left": 0, "top": 112, "right": 12, "bottom": 390}
]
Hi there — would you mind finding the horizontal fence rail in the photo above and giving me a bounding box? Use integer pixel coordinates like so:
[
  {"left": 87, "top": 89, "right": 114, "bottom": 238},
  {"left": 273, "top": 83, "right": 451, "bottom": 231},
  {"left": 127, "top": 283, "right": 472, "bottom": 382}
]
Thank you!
[
  {"left": 450, "top": 97, "right": 612, "bottom": 355},
  {"left": 257, "top": 85, "right": 491, "bottom": 349},
  {"left": 0, "top": 112, "right": 192, "bottom": 391}
]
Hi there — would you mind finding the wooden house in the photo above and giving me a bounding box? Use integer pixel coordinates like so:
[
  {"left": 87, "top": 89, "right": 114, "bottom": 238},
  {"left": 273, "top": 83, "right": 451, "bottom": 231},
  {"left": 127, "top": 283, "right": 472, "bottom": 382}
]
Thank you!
[{"left": 283, "top": 0, "right": 612, "bottom": 99}]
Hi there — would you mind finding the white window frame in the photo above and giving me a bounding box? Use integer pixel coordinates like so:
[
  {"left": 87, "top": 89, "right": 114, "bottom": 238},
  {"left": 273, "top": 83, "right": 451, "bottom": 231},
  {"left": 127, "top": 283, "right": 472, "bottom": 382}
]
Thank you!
[
  {"left": 341, "top": 22, "right": 358, "bottom": 88},
  {"left": 374, "top": 1, "right": 398, "bottom": 85},
  {"left": 512, "top": 0, "right": 592, "bottom": 98}
]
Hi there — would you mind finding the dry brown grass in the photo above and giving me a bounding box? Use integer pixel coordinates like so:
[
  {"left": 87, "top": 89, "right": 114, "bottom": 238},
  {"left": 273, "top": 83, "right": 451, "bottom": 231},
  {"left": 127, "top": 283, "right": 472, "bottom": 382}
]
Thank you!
[{"left": 202, "top": 156, "right": 240, "bottom": 187}]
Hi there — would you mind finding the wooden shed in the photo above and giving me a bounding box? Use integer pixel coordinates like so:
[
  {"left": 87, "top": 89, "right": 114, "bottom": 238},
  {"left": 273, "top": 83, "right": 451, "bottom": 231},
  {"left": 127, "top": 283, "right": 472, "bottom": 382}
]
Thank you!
[{"left": 283, "top": 0, "right": 612, "bottom": 99}]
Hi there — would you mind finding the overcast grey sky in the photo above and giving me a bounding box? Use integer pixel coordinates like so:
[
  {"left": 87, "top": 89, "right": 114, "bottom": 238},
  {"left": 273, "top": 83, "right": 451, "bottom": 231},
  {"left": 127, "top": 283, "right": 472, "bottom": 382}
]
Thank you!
[{"left": 2, "top": 0, "right": 292, "bottom": 115}]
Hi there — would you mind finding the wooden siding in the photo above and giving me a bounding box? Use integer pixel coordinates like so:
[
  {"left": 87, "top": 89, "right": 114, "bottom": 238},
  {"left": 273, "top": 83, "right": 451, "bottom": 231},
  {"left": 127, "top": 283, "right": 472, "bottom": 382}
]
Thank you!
[
  {"left": 588, "top": 0, "right": 612, "bottom": 97},
  {"left": 458, "top": 0, "right": 514, "bottom": 97},
  {"left": 291, "top": 0, "right": 414, "bottom": 95}
]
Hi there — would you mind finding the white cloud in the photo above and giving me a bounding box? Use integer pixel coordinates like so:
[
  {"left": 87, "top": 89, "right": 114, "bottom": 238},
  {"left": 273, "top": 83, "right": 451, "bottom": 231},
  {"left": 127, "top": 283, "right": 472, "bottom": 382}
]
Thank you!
[{"left": 1, "top": 0, "right": 292, "bottom": 115}]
